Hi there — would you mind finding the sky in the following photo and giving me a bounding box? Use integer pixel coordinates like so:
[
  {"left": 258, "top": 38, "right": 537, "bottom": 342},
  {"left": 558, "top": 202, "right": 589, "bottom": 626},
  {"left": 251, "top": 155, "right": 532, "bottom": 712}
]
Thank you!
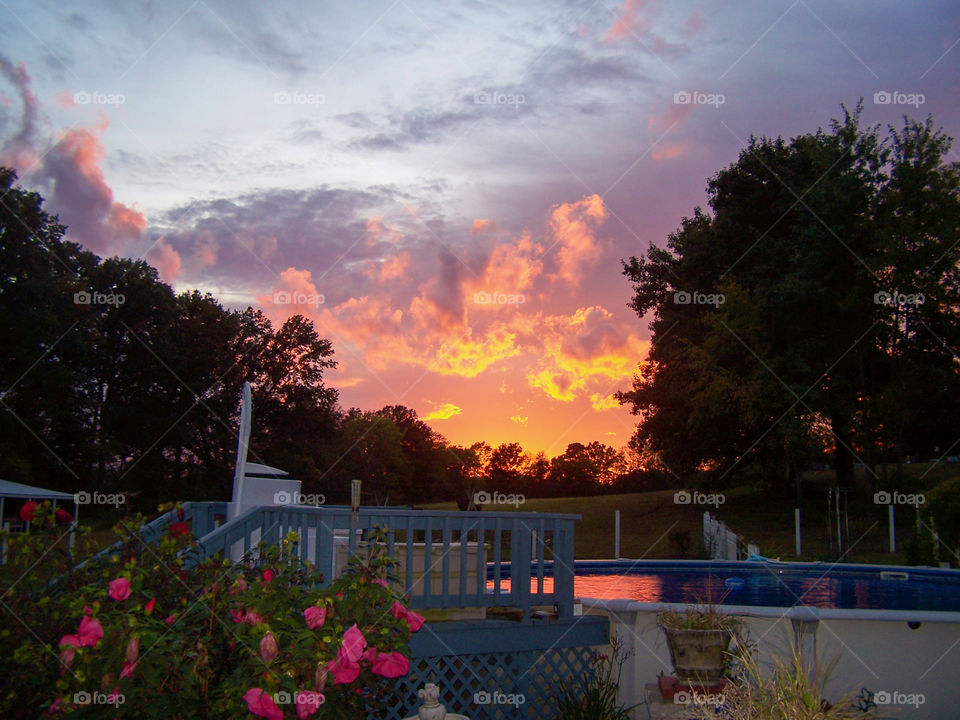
[{"left": 1, "top": 0, "right": 958, "bottom": 455}]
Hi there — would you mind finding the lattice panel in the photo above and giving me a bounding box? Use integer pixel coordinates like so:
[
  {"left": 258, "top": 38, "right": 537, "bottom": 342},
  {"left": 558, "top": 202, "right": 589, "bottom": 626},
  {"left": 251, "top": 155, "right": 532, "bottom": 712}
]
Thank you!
[{"left": 380, "top": 645, "right": 599, "bottom": 720}]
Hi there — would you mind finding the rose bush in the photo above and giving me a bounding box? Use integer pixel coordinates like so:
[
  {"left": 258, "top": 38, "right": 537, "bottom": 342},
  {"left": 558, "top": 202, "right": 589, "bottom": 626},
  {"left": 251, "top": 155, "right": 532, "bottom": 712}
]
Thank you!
[{"left": 0, "top": 502, "right": 422, "bottom": 718}]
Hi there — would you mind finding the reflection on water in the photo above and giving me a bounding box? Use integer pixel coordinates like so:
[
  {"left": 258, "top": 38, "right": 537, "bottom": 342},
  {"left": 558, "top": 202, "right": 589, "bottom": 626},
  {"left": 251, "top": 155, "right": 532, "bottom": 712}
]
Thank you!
[{"left": 481, "top": 568, "right": 960, "bottom": 611}]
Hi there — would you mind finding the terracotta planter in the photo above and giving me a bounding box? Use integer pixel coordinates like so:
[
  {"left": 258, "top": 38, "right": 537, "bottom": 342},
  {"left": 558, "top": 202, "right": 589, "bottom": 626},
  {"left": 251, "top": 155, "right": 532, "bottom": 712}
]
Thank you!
[{"left": 662, "top": 626, "right": 733, "bottom": 684}]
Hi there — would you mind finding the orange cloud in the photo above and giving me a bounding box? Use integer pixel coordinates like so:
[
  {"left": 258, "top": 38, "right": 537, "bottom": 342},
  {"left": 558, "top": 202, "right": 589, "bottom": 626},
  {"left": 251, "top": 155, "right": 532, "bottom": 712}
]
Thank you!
[
  {"left": 257, "top": 267, "right": 326, "bottom": 313},
  {"left": 651, "top": 140, "right": 692, "bottom": 161},
  {"left": 549, "top": 194, "right": 607, "bottom": 287},
  {"left": 423, "top": 402, "right": 462, "bottom": 421},
  {"left": 471, "top": 218, "right": 496, "bottom": 235},
  {"left": 511, "top": 415, "right": 529, "bottom": 426},
  {"left": 526, "top": 306, "right": 648, "bottom": 404},
  {"left": 366, "top": 216, "right": 402, "bottom": 244},
  {"left": 364, "top": 251, "right": 410, "bottom": 282}
]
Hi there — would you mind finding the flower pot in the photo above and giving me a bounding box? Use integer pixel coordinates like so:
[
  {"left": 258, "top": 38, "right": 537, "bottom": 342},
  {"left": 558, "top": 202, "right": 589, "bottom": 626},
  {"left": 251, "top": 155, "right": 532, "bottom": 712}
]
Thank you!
[{"left": 662, "top": 626, "right": 733, "bottom": 684}]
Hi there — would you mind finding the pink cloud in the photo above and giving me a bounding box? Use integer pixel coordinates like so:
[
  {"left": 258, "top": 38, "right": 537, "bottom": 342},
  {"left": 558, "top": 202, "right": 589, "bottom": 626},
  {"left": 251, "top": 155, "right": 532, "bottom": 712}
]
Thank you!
[
  {"left": 40, "top": 123, "right": 146, "bottom": 255},
  {"left": 146, "top": 238, "right": 182, "bottom": 284},
  {"left": 605, "top": 0, "right": 661, "bottom": 42}
]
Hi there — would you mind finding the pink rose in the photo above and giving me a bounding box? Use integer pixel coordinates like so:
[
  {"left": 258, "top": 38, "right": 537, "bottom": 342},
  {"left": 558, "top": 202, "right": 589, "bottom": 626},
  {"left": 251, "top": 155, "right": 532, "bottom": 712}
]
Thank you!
[
  {"left": 262, "top": 569, "right": 274, "bottom": 584},
  {"left": 55, "top": 508, "right": 73, "bottom": 524},
  {"left": 245, "top": 610, "right": 264, "bottom": 625},
  {"left": 362, "top": 646, "right": 377, "bottom": 663},
  {"left": 340, "top": 624, "right": 366, "bottom": 663},
  {"left": 404, "top": 609, "right": 424, "bottom": 632},
  {"left": 164, "top": 614, "right": 176, "bottom": 626},
  {"left": 19, "top": 501, "right": 37, "bottom": 523},
  {"left": 232, "top": 609, "right": 245, "bottom": 623},
  {"left": 303, "top": 606, "right": 326, "bottom": 629},
  {"left": 259, "top": 633, "right": 278, "bottom": 663},
  {"left": 108, "top": 577, "right": 131, "bottom": 602},
  {"left": 390, "top": 601, "right": 407, "bottom": 620},
  {"left": 295, "top": 690, "right": 324, "bottom": 719},
  {"left": 120, "top": 661, "right": 137, "bottom": 678},
  {"left": 326, "top": 657, "right": 360, "bottom": 684},
  {"left": 243, "top": 688, "right": 283, "bottom": 720},
  {"left": 144, "top": 598, "right": 156, "bottom": 614},
  {"left": 76, "top": 615, "right": 103, "bottom": 647},
  {"left": 371, "top": 651, "right": 410, "bottom": 678}
]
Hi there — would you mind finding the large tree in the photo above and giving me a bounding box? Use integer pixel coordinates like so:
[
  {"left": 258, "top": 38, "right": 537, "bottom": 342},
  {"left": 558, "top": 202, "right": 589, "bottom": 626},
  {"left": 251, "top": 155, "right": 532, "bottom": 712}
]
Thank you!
[{"left": 619, "top": 105, "right": 960, "bottom": 495}]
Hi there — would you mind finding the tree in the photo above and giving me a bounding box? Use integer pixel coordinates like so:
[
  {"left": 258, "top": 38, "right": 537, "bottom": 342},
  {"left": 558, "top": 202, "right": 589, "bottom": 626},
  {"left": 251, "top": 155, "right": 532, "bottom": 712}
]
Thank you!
[
  {"left": 619, "top": 105, "right": 960, "bottom": 495},
  {"left": 376, "top": 405, "right": 446, "bottom": 502},
  {"left": 488, "top": 442, "right": 529, "bottom": 494},
  {"left": 337, "top": 410, "right": 409, "bottom": 505},
  {"left": 441, "top": 443, "right": 488, "bottom": 510}
]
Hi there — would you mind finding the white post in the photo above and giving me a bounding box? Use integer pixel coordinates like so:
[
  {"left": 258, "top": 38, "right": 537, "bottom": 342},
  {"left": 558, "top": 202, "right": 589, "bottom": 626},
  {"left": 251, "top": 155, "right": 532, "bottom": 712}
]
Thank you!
[
  {"left": 230, "top": 382, "right": 253, "bottom": 521},
  {"left": 889, "top": 504, "right": 896, "bottom": 553},
  {"left": 614, "top": 510, "right": 620, "bottom": 559},
  {"left": 795, "top": 508, "right": 801, "bottom": 557}
]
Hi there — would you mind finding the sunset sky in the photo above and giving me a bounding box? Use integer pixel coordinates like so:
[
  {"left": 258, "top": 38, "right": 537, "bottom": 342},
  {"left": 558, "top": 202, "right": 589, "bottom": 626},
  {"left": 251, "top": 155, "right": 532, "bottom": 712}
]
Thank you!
[{"left": 1, "top": 1, "right": 958, "bottom": 454}]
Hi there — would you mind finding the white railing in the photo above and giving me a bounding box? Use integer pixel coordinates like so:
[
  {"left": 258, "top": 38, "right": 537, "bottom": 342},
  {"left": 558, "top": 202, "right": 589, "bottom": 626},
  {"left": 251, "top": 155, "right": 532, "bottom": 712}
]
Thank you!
[{"left": 703, "top": 511, "right": 743, "bottom": 560}]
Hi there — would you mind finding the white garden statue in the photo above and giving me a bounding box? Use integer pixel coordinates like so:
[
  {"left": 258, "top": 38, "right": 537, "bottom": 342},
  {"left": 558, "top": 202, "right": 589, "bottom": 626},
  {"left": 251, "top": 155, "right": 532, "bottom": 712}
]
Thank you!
[{"left": 401, "top": 683, "right": 469, "bottom": 720}]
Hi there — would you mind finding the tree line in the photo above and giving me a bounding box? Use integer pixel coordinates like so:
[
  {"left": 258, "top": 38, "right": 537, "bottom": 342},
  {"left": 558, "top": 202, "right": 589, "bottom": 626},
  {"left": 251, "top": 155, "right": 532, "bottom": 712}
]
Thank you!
[
  {"left": 0, "top": 167, "right": 653, "bottom": 512},
  {"left": 618, "top": 104, "right": 960, "bottom": 501}
]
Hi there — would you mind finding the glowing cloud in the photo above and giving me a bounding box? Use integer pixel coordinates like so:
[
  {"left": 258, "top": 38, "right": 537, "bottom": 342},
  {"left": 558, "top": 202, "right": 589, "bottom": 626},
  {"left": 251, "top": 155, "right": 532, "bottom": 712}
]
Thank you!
[
  {"left": 549, "top": 194, "right": 607, "bottom": 287},
  {"left": 511, "top": 415, "right": 529, "bottom": 426},
  {"left": 423, "top": 402, "right": 463, "bottom": 421}
]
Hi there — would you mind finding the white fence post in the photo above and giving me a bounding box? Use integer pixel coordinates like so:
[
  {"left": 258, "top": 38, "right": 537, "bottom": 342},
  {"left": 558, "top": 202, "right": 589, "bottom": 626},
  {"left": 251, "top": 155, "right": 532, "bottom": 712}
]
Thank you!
[{"left": 614, "top": 510, "right": 620, "bottom": 559}]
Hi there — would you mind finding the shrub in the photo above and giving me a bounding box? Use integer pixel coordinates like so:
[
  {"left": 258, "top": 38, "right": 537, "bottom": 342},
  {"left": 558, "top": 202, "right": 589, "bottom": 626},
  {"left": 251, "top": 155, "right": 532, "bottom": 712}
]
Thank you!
[{"left": 0, "top": 502, "right": 422, "bottom": 718}]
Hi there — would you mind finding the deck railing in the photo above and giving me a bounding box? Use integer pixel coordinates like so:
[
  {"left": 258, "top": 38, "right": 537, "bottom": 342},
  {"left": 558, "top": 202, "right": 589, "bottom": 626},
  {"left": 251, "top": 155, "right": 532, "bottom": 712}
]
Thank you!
[{"left": 188, "top": 505, "right": 579, "bottom": 620}]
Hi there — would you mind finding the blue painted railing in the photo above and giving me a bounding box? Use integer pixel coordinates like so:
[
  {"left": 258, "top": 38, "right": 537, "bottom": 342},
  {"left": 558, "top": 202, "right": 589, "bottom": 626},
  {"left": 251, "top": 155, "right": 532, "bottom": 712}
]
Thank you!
[
  {"left": 88, "top": 501, "right": 228, "bottom": 562},
  {"left": 188, "top": 506, "right": 579, "bottom": 620}
]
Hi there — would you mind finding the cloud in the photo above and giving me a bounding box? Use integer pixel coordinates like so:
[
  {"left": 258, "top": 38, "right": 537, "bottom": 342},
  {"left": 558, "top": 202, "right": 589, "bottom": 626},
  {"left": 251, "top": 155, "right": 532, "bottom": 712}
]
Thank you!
[
  {"left": 548, "top": 194, "right": 607, "bottom": 286},
  {"left": 651, "top": 140, "right": 692, "bottom": 162},
  {"left": 526, "top": 306, "right": 648, "bottom": 404},
  {"left": 510, "top": 415, "right": 529, "bottom": 426},
  {"left": 146, "top": 238, "right": 182, "bottom": 284},
  {"left": 605, "top": 0, "right": 662, "bottom": 42},
  {"left": 39, "top": 123, "right": 147, "bottom": 255},
  {"left": 423, "top": 402, "right": 463, "bottom": 421},
  {"left": 0, "top": 54, "right": 41, "bottom": 170}
]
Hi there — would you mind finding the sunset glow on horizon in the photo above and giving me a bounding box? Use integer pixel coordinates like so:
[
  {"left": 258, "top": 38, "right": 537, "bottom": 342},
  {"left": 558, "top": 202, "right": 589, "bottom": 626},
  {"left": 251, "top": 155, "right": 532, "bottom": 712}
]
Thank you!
[{"left": 2, "top": 1, "right": 957, "bottom": 454}]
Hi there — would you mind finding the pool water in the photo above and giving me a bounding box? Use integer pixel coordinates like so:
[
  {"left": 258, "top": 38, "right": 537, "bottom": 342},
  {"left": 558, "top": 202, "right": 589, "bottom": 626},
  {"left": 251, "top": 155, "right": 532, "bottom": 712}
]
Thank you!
[
  {"left": 575, "top": 562, "right": 960, "bottom": 611},
  {"left": 489, "top": 561, "right": 960, "bottom": 612}
]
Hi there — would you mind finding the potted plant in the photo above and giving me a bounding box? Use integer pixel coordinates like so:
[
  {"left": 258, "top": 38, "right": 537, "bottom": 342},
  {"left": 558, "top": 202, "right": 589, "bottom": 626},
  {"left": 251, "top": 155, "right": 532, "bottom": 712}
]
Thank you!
[{"left": 657, "top": 598, "right": 740, "bottom": 686}]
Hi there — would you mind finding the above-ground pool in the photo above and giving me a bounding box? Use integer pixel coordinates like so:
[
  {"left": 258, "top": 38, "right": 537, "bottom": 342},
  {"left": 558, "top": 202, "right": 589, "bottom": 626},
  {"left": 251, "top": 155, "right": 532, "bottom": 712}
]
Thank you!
[{"left": 489, "top": 560, "right": 960, "bottom": 612}]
